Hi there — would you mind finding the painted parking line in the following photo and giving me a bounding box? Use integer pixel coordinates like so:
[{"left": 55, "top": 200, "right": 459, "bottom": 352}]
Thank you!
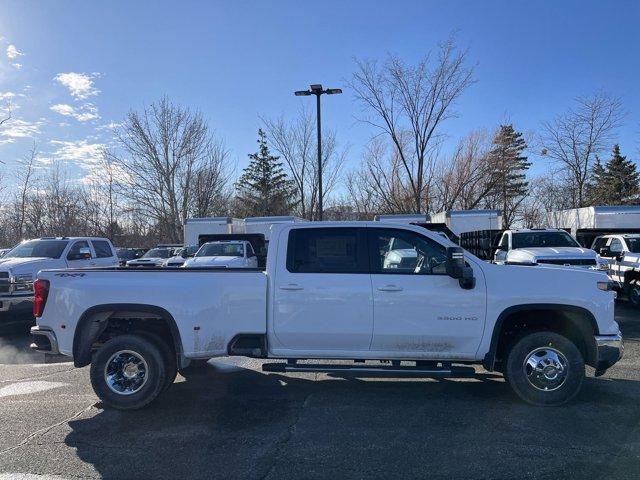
[{"left": 0, "top": 381, "right": 66, "bottom": 399}]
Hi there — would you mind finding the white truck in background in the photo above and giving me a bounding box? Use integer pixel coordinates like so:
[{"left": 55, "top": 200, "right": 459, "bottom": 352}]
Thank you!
[
  {"left": 592, "top": 234, "right": 640, "bottom": 306},
  {"left": 31, "top": 222, "right": 621, "bottom": 410},
  {"left": 183, "top": 240, "right": 258, "bottom": 269},
  {"left": 244, "top": 216, "right": 307, "bottom": 243},
  {"left": 0, "top": 237, "right": 118, "bottom": 323},
  {"left": 493, "top": 229, "right": 601, "bottom": 268}
]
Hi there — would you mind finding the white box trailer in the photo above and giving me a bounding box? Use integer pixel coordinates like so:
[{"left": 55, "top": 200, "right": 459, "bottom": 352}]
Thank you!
[
  {"left": 184, "top": 217, "right": 243, "bottom": 246},
  {"left": 243, "top": 216, "right": 307, "bottom": 242},
  {"left": 547, "top": 206, "right": 640, "bottom": 235},
  {"left": 430, "top": 210, "right": 503, "bottom": 237},
  {"left": 373, "top": 214, "right": 431, "bottom": 224},
  {"left": 546, "top": 206, "right": 640, "bottom": 248}
]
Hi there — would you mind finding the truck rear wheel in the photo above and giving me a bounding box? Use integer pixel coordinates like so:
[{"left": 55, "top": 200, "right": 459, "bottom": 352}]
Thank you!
[
  {"left": 90, "top": 334, "right": 167, "bottom": 410},
  {"left": 626, "top": 280, "right": 640, "bottom": 308},
  {"left": 505, "top": 331, "right": 584, "bottom": 406}
]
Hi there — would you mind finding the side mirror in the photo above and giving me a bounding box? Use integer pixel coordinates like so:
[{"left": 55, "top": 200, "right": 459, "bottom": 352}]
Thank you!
[
  {"left": 599, "top": 246, "right": 611, "bottom": 257},
  {"left": 445, "top": 247, "right": 475, "bottom": 290}
]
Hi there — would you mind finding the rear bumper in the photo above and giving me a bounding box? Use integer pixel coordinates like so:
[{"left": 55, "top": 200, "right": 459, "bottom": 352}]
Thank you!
[
  {"left": 594, "top": 333, "right": 623, "bottom": 376},
  {"left": 30, "top": 325, "right": 60, "bottom": 355}
]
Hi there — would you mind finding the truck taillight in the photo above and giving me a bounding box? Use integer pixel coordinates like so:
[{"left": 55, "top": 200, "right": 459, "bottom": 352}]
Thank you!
[{"left": 33, "top": 279, "right": 50, "bottom": 317}]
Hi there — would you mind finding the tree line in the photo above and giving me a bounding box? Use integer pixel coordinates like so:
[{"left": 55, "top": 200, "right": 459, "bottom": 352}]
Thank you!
[{"left": 0, "top": 37, "right": 638, "bottom": 248}]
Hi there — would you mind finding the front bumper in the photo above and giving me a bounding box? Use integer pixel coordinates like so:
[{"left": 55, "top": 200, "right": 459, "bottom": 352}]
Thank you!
[
  {"left": 594, "top": 333, "right": 623, "bottom": 376},
  {"left": 30, "top": 325, "right": 60, "bottom": 354}
]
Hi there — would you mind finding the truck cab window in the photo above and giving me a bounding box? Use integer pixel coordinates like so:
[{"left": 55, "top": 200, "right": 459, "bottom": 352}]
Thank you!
[
  {"left": 67, "top": 241, "right": 91, "bottom": 260},
  {"left": 609, "top": 238, "right": 624, "bottom": 254},
  {"left": 286, "top": 228, "right": 366, "bottom": 273},
  {"left": 368, "top": 228, "right": 447, "bottom": 275},
  {"left": 500, "top": 234, "right": 509, "bottom": 250}
]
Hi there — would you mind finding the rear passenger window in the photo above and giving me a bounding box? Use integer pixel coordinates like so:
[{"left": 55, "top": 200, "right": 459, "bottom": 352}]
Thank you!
[
  {"left": 286, "top": 228, "right": 366, "bottom": 273},
  {"left": 92, "top": 240, "right": 113, "bottom": 258}
]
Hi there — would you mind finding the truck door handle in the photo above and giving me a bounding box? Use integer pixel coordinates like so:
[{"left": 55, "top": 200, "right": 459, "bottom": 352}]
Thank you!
[
  {"left": 280, "top": 284, "right": 304, "bottom": 291},
  {"left": 377, "top": 285, "right": 403, "bottom": 292}
]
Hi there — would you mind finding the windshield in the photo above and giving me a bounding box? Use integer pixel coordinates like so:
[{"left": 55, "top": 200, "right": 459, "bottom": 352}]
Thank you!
[
  {"left": 4, "top": 240, "right": 69, "bottom": 259},
  {"left": 626, "top": 238, "right": 640, "bottom": 253},
  {"left": 512, "top": 231, "right": 580, "bottom": 249},
  {"left": 196, "top": 243, "right": 244, "bottom": 257},
  {"left": 142, "top": 248, "right": 173, "bottom": 259}
]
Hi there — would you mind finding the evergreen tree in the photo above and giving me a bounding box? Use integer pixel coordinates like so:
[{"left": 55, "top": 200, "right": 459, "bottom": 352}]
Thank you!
[
  {"left": 586, "top": 156, "right": 607, "bottom": 205},
  {"left": 236, "top": 129, "right": 297, "bottom": 217},
  {"left": 487, "top": 124, "right": 531, "bottom": 227},
  {"left": 601, "top": 145, "right": 640, "bottom": 205}
]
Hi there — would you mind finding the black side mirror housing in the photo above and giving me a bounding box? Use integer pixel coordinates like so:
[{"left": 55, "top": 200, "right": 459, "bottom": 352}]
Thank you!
[
  {"left": 445, "top": 247, "right": 475, "bottom": 290},
  {"left": 599, "top": 246, "right": 611, "bottom": 257}
]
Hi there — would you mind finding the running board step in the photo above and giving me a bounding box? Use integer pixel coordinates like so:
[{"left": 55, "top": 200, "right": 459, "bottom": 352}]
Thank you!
[{"left": 261, "top": 363, "right": 476, "bottom": 377}]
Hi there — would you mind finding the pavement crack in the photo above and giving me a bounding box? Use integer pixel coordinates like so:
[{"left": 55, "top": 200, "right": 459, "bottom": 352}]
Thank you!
[
  {"left": 257, "top": 392, "right": 312, "bottom": 480},
  {"left": 0, "top": 402, "right": 97, "bottom": 456}
]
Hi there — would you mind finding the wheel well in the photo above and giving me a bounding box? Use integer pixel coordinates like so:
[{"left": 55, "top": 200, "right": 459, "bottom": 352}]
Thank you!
[
  {"left": 487, "top": 307, "right": 597, "bottom": 371},
  {"left": 73, "top": 305, "right": 183, "bottom": 368}
]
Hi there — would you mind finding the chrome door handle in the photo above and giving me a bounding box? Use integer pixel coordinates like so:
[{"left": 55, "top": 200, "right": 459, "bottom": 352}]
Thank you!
[
  {"left": 377, "top": 285, "right": 403, "bottom": 292},
  {"left": 280, "top": 284, "right": 304, "bottom": 291}
]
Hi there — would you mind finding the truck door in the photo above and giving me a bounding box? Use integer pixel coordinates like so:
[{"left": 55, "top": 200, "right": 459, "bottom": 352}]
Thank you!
[
  {"left": 65, "top": 240, "right": 96, "bottom": 268},
  {"left": 367, "top": 227, "right": 486, "bottom": 359},
  {"left": 271, "top": 227, "right": 373, "bottom": 354},
  {"left": 608, "top": 237, "right": 626, "bottom": 284}
]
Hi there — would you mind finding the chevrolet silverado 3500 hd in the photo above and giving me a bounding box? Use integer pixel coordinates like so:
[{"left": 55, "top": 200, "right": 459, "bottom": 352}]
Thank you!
[{"left": 30, "top": 222, "right": 623, "bottom": 409}]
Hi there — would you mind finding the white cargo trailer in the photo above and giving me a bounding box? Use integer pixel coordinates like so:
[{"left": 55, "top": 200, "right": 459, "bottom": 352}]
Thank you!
[
  {"left": 183, "top": 217, "right": 243, "bottom": 246},
  {"left": 430, "top": 210, "right": 502, "bottom": 237},
  {"left": 243, "top": 216, "right": 307, "bottom": 242},
  {"left": 547, "top": 206, "right": 640, "bottom": 236}
]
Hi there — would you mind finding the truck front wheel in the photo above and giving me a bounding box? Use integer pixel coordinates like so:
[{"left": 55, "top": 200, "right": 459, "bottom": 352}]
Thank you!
[
  {"left": 505, "top": 331, "right": 584, "bottom": 406},
  {"left": 90, "top": 334, "right": 167, "bottom": 410},
  {"left": 626, "top": 280, "right": 640, "bottom": 308}
]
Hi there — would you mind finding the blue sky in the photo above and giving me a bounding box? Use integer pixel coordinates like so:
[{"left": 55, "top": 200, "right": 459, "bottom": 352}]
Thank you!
[{"left": 0, "top": 0, "right": 638, "bottom": 188}]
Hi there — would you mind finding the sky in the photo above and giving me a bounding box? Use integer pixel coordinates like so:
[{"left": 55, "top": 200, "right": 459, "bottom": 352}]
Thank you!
[{"left": 0, "top": 0, "right": 639, "bottom": 190}]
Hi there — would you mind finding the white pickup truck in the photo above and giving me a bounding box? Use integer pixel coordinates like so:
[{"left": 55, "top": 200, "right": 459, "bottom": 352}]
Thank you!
[
  {"left": 182, "top": 240, "right": 258, "bottom": 269},
  {"left": 592, "top": 234, "right": 640, "bottom": 307},
  {"left": 30, "top": 222, "right": 622, "bottom": 410},
  {"left": 494, "top": 229, "right": 600, "bottom": 268},
  {"left": 0, "top": 237, "right": 118, "bottom": 323}
]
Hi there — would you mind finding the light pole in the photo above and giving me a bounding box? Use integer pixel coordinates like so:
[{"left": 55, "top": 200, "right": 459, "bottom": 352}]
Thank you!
[{"left": 294, "top": 84, "right": 342, "bottom": 221}]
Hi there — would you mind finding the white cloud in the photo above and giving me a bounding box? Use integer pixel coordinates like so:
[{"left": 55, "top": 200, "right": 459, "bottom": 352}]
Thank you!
[
  {"left": 0, "top": 119, "right": 41, "bottom": 138},
  {"left": 49, "top": 103, "right": 99, "bottom": 122},
  {"left": 12, "top": 63, "right": 22, "bottom": 69},
  {"left": 0, "top": 92, "right": 16, "bottom": 100},
  {"left": 50, "top": 139, "right": 105, "bottom": 167},
  {"left": 54, "top": 72, "right": 100, "bottom": 100},
  {"left": 6, "top": 44, "right": 23, "bottom": 60}
]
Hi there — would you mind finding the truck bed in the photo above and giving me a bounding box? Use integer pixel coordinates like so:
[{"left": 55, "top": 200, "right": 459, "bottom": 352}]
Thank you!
[{"left": 37, "top": 267, "right": 268, "bottom": 358}]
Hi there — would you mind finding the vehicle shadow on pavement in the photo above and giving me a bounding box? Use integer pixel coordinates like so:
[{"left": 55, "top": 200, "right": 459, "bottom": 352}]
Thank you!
[{"left": 64, "top": 361, "right": 640, "bottom": 480}]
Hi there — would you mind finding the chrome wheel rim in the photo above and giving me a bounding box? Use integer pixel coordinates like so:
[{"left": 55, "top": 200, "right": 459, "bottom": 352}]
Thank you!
[
  {"left": 104, "top": 350, "right": 149, "bottom": 395},
  {"left": 523, "top": 347, "right": 568, "bottom": 392}
]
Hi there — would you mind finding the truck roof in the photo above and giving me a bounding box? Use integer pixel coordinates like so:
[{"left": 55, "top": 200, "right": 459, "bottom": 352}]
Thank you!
[
  {"left": 37, "top": 236, "right": 111, "bottom": 241},
  {"left": 506, "top": 228, "right": 566, "bottom": 233}
]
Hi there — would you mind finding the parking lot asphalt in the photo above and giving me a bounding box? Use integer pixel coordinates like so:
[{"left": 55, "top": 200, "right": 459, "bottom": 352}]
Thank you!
[{"left": 0, "top": 304, "right": 639, "bottom": 480}]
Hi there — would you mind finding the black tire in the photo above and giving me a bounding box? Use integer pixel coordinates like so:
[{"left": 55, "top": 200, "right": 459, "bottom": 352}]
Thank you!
[
  {"left": 627, "top": 280, "right": 640, "bottom": 308},
  {"left": 90, "top": 334, "right": 167, "bottom": 410},
  {"left": 135, "top": 331, "right": 177, "bottom": 392},
  {"left": 505, "top": 331, "right": 584, "bottom": 406}
]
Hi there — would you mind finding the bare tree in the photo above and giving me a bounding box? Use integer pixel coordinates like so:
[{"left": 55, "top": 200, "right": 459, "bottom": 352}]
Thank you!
[
  {"left": 107, "top": 97, "right": 230, "bottom": 243},
  {"left": 348, "top": 37, "right": 475, "bottom": 213},
  {"left": 262, "top": 107, "right": 346, "bottom": 220},
  {"left": 541, "top": 92, "right": 623, "bottom": 207},
  {"left": 14, "top": 142, "right": 39, "bottom": 238}
]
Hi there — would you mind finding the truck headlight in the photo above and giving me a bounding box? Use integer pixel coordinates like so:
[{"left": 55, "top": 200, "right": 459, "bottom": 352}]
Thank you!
[{"left": 11, "top": 273, "right": 34, "bottom": 291}]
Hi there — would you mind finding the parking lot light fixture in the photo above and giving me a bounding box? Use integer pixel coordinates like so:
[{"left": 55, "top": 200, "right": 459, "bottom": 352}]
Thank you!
[{"left": 293, "top": 83, "right": 342, "bottom": 221}]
